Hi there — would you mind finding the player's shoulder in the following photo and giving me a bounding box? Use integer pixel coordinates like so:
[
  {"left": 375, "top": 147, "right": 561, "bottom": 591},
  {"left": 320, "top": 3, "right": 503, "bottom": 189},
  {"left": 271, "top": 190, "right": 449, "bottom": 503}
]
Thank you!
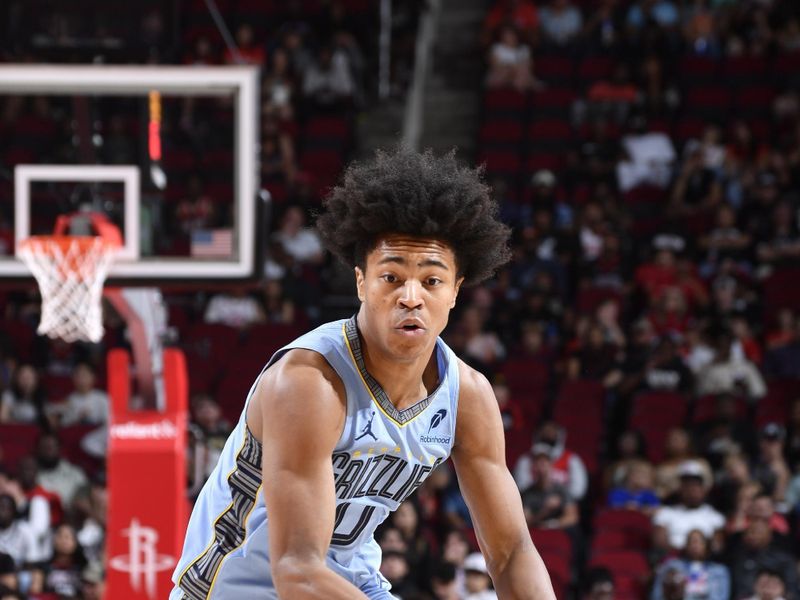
[
  {"left": 455, "top": 359, "right": 495, "bottom": 411},
  {"left": 263, "top": 347, "right": 344, "bottom": 398}
]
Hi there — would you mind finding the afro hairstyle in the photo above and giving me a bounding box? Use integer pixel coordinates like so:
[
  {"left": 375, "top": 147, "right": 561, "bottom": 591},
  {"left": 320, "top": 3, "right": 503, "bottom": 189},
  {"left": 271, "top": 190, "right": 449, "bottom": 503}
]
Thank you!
[{"left": 315, "top": 146, "right": 511, "bottom": 286}]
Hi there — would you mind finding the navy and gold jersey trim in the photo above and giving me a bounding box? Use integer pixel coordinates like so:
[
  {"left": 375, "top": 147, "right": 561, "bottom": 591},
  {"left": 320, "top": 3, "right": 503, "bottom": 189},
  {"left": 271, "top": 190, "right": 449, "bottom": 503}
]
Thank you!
[
  {"left": 343, "top": 316, "right": 443, "bottom": 426},
  {"left": 178, "top": 427, "right": 263, "bottom": 599}
]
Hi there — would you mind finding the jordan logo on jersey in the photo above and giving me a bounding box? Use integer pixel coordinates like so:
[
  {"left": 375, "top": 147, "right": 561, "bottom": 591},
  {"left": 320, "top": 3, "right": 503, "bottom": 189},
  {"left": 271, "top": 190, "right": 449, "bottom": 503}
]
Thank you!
[{"left": 354, "top": 411, "right": 378, "bottom": 442}]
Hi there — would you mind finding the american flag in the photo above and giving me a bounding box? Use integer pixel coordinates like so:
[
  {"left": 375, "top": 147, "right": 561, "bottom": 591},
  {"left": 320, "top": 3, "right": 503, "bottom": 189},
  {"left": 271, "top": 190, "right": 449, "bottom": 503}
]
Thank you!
[{"left": 190, "top": 229, "right": 233, "bottom": 258}]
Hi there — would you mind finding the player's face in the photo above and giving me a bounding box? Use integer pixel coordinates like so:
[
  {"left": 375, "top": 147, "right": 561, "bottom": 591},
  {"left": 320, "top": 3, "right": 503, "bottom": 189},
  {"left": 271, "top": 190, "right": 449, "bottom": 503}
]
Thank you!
[{"left": 356, "top": 235, "right": 463, "bottom": 361}]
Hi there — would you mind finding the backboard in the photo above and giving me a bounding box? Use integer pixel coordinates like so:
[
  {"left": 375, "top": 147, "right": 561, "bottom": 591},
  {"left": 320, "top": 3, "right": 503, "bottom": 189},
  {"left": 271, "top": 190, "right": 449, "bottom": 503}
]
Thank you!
[{"left": 0, "top": 64, "right": 261, "bottom": 284}]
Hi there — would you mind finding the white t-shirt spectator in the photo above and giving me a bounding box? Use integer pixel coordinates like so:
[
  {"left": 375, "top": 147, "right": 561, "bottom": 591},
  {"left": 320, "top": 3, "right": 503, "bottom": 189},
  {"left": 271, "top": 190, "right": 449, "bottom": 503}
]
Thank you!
[
  {"left": 696, "top": 358, "right": 767, "bottom": 400},
  {"left": 273, "top": 229, "right": 323, "bottom": 264},
  {"left": 37, "top": 460, "right": 89, "bottom": 509},
  {"left": 490, "top": 42, "right": 530, "bottom": 66},
  {"left": 653, "top": 503, "right": 725, "bottom": 549},
  {"left": 540, "top": 4, "right": 583, "bottom": 45},
  {"left": 0, "top": 520, "right": 36, "bottom": 566},
  {"left": 204, "top": 294, "right": 265, "bottom": 329},
  {"left": 57, "top": 390, "right": 109, "bottom": 426}
]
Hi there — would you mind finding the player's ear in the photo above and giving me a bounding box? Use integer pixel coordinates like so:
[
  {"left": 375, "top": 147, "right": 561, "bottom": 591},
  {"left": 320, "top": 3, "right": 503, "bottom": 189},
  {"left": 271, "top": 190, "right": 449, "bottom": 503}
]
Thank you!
[
  {"left": 355, "top": 266, "right": 366, "bottom": 302},
  {"left": 451, "top": 277, "right": 464, "bottom": 308}
]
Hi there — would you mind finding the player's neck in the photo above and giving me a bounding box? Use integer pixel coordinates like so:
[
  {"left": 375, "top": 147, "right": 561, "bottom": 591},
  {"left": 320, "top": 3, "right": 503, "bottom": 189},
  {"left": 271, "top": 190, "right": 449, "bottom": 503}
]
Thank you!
[{"left": 356, "top": 315, "right": 438, "bottom": 411}]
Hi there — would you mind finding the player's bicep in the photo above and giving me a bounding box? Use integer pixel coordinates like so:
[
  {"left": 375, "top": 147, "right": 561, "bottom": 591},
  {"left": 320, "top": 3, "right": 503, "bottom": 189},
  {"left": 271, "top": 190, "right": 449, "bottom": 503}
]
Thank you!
[
  {"left": 256, "top": 356, "right": 345, "bottom": 567},
  {"left": 451, "top": 365, "right": 533, "bottom": 569}
]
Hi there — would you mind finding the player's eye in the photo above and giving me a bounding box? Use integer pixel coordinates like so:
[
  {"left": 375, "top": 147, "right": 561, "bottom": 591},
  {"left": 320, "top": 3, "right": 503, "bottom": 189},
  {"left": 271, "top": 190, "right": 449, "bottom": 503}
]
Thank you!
[
  {"left": 382, "top": 274, "right": 397, "bottom": 283},
  {"left": 426, "top": 277, "right": 442, "bottom": 286}
]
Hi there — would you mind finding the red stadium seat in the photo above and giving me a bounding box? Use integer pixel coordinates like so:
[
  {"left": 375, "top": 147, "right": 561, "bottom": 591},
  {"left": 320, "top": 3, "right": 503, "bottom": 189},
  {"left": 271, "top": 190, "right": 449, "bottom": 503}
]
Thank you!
[
  {"left": 577, "top": 56, "right": 614, "bottom": 84},
  {"left": 478, "top": 151, "right": 522, "bottom": 177},
  {"left": 501, "top": 359, "right": 549, "bottom": 394},
  {"left": 677, "top": 56, "right": 719, "bottom": 85},
  {"left": 692, "top": 394, "right": 747, "bottom": 424},
  {"left": 530, "top": 527, "right": 572, "bottom": 558},
  {"left": 629, "top": 391, "right": 689, "bottom": 463},
  {"left": 528, "top": 119, "right": 573, "bottom": 150},
  {"left": 0, "top": 424, "right": 40, "bottom": 469},
  {"left": 479, "top": 120, "right": 524, "bottom": 144},
  {"left": 722, "top": 55, "right": 768, "bottom": 86},
  {"left": 684, "top": 86, "right": 732, "bottom": 116},
  {"left": 534, "top": 56, "right": 575, "bottom": 86},
  {"left": 589, "top": 550, "right": 650, "bottom": 599},
  {"left": 763, "top": 268, "right": 800, "bottom": 313},
  {"left": 529, "top": 88, "right": 577, "bottom": 117},
  {"left": 483, "top": 88, "right": 527, "bottom": 116}
]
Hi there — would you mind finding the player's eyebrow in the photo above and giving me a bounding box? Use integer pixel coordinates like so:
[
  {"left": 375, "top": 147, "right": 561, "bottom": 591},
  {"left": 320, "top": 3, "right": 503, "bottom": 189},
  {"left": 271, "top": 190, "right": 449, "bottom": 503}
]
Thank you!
[{"left": 377, "top": 256, "right": 450, "bottom": 270}]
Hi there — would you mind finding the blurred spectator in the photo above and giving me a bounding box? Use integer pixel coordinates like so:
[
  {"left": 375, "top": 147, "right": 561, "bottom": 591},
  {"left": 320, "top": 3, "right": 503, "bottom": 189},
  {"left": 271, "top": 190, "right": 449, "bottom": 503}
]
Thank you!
[
  {"left": 0, "top": 552, "right": 16, "bottom": 593},
  {"left": 224, "top": 24, "right": 266, "bottom": 66},
  {"left": 725, "top": 519, "right": 798, "bottom": 599},
  {"left": 261, "top": 279, "right": 296, "bottom": 324},
  {"left": 586, "top": 64, "right": 640, "bottom": 124},
  {"left": 756, "top": 200, "right": 800, "bottom": 272},
  {"left": 461, "top": 306, "right": 506, "bottom": 368},
  {"left": 379, "top": 549, "right": 420, "bottom": 598},
  {"left": 744, "top": 569, "right": 789, "bottom": 600},
  {"left": 80, "top": 561, "right": 105, "bottom": 600},
  {"left": 682, "top": 0, "right": 719, "bottom": 57},
  {"left": 203, "top": 289, "right": 266, "bottom": 329},
  {"left": 262, "top": 47, "right": 296, "bottom": 121},
  {"left": 607, "top": 459, "right": 660, "bottom": 514},
  {"left": 514, "top": 421, "right": 588, "bottom": 501},
  {"left": 654, "top": 428, "right": 711, "bottom": 499},
  {"left": 651, "top": 529, "right": 730, "bottom": 600},
  {"left": 441, "top": 529, "right": 471, "bottom": 596},
  {"left": 0, "top": 495, "right": 35, "bottom": 567},
  {"left": 272, "top": 206, "right": 324, "bottom": 267},
  {"left": 49, "top": 363, "right": 109, "bottom": 427},
  {"left": 520, "top": 443, "right": 579, "bottom": 529},
  {"left": 630, "top": 335, "right": 692, "bottom": 394},
  {"left": 604, "top": 429, "right": 649, "bottom": 488},
  {"left": 482, "top": 0, "right": 540, "bottom": 46},
  {"left": 626, "top": 0, "right": 680, "bottom": 31},
  {"left": 28, "top": 523, "right": 87, "bottom": 597},
  {"left": 261, "top": 109, "right": 296, "bottom": 184},
  {"left": 0, "top": 365, "right": 46, "bottom": 426},
  {"left": 694, "top": 394, "right": 757, "bottom": 470},
  {"left": 647, "top": 287, "right": 690, "bottom": 338},
  {"left": 700, "top": 204, "right": 752, "bottom": 278},
  {"left": 302, "top": 45, "right": 354, "bottom": 112},
  {"left": 430, "top": 561, "right": 459, "bottom": 600},
  {"left": 695, "top": 331, "right": 766, "bottom": 401},
  {"left": 34, "top": 433, "right": 88, "bottom": 510},
  {"left": 583, "top": 567, "right": 615, "bottom": 600},
  {"left": 175, "top": 176, "right": 216, "bottom": 235},
  {"left": 0, "top": 466, "right": 48, "bottom": 562},
  {"left": 670, "top": 140, "right": 722, "bottom": 218},
  {"left": 463, "top": 553, "right": 497, "bottom": 600},
  {"left": 188, "top": 394, "right": 232, "bottom": 497},
  {"left": 390, "top": 501, "right": 433, "bottom": 580},
  {"left": 15, "top": 457, "right": 61, "bottom": 529},
  {"left": 653, "top": 460, "right": 724, "bottom": 552},
  {"left": 751, "top": 424, "right": 791, "bottom": 507},
  {"left": 539, "top": 0, "right": 583, "bottom": 47},
  {"left": 72, "top": 476, "right": 106, "bottom": 565},
  {"left": 486, "top": 25, "right": 539, "bottom": 91},
  {"left": 617, "top": 118, "right": 676, "bottom": 191}
]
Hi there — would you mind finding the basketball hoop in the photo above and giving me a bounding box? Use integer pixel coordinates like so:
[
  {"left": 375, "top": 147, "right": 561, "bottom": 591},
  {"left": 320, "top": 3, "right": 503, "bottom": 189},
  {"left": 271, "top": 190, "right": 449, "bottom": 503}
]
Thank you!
[{"left": 18, "top": 228, "right": 119, "bottom": 344}]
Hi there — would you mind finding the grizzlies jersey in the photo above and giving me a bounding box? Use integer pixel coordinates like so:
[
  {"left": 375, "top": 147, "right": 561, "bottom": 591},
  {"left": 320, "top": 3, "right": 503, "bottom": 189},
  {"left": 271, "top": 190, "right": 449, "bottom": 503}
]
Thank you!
[{"left": 170, "top": 316, "right": 461, "bottom": 599}]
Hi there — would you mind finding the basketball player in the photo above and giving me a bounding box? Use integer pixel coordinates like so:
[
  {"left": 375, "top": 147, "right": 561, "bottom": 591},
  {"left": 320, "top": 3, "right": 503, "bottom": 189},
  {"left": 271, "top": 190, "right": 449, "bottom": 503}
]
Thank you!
[{"left": 170, "top": 148, "right": 556, "bottom": 599}]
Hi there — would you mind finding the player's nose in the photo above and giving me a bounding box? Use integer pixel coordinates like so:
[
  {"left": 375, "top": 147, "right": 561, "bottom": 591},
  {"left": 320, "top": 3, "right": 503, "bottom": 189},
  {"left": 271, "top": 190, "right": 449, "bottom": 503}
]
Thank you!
[{"left": 398, "top": 279, "right": 423, "bottom": 309}]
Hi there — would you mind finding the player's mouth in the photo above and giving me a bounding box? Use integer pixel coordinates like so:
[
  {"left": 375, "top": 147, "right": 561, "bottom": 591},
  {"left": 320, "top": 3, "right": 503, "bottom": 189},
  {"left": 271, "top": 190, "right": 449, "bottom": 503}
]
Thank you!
[{"left": 395, "top": 319, "right": 427, "bottom": 336}]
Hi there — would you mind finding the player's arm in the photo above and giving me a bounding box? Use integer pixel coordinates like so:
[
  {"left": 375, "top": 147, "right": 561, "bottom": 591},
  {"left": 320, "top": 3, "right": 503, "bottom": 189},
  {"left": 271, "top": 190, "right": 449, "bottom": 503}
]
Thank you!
[
  {"left": 252, "top": 350, "right": 369, "bottom": 599},
  {"left": 451, "top": 362, "right": 556, "bottom": 600}
]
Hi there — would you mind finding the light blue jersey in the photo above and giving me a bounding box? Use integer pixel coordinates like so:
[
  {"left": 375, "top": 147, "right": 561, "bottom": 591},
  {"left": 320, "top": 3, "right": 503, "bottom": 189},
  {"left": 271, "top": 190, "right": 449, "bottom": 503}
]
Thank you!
[{"left": 170, "top": 316, "right": 461, "bottom": 599}]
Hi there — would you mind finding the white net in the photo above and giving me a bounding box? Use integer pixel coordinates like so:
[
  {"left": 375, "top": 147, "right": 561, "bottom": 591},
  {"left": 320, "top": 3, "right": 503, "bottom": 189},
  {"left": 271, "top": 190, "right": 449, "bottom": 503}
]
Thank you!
[{"left": 17, "top": 236, "right": 118, "bottom": 343}]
